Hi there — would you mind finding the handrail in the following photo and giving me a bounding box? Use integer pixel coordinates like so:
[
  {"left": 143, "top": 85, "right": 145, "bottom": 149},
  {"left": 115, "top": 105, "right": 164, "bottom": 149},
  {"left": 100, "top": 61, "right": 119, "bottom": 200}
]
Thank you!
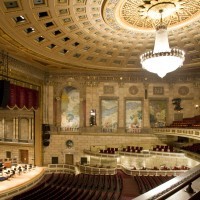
[
  {"left": 84, "top": 149, "right": 185, "bottom": 158},
  {"left": 121, "top": 165, "right": 187, "bottom": 176},
  {"left": 133, "top": 164, "right": 200, "bottom": 200},
  {"left": 78, "top": 163, "right": 117, "bottom": 175},
  {"left": 153, "top": 128, "right": 200, "bottom": 140},
  {"left": 47, "top": 163, "right": 76, "bottom": 173}
]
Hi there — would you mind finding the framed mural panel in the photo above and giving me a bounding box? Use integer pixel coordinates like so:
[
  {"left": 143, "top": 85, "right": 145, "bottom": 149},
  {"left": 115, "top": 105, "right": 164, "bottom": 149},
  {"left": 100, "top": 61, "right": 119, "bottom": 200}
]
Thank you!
[
  {"left": 149, "top": 99, "right": 167, "bottom": 127},
  {"left": 125, "top": 100, "right": 142, "bottom": 133},
  {"left": 101, "top": 99, "right": 118, "bottom": 132},
  {"left": 61, "top": 86, "right": 80, "bottom": 131}
]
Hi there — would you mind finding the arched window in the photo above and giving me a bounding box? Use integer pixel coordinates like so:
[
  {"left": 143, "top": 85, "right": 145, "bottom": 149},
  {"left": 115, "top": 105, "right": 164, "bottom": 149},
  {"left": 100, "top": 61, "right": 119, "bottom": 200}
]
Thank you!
[{"left": 61, "top": 86, "right": 80, "bottom": 131}]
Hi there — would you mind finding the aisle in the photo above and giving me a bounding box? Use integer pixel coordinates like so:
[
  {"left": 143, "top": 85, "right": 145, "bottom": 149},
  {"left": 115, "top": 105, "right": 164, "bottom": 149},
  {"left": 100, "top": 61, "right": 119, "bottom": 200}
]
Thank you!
[{"left": 117, "top": 170, "right": 140, "bottom": 200}]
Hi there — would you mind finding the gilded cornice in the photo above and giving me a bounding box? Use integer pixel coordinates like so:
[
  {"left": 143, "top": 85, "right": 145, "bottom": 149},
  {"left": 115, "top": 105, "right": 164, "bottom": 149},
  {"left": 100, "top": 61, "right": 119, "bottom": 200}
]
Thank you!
[{"left": 47, "top": 70, "right": 200, "bottom": 86}]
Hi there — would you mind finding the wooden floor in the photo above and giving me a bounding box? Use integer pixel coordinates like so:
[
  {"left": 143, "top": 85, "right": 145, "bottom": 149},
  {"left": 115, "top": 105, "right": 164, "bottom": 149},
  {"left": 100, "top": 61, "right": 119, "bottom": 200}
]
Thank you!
[{"left": 0, "top": 166, "right": 44, "bottom": 196}]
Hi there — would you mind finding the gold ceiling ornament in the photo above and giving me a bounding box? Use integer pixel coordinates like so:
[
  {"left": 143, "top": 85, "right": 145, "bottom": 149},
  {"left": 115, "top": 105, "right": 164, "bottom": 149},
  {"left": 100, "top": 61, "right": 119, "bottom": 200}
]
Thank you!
[
  {"left": 138, "top": 0, "right": 186, "bottom": 20},
  {"left": 102, "top": 0, "right": 200, "bottom": 31}
]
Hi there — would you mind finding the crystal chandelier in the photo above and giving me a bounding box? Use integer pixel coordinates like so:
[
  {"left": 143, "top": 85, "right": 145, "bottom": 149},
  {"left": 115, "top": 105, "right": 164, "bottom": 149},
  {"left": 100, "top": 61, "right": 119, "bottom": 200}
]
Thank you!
[{"left": 140, "top": 10, "right": 185, "bottom": 78}]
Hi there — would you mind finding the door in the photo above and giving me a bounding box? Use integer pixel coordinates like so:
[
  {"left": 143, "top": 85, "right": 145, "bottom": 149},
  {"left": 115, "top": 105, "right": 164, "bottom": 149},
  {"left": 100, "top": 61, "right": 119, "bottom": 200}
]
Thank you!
[
  {"left": 20, "top": 150, "right": 29, "bottom": 164},
  {"left": 65, "top": 154, "right": 74, "bottom": 165}
]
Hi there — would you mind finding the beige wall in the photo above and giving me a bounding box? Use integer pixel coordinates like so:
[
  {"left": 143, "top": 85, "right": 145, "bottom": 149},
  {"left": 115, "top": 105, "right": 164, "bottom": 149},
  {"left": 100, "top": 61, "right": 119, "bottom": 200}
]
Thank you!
[
  {"left": 41, "top": 75, "right": 200, "bottom": 166},
  {"left": 42, "top": 133, "right": 177, "bottom": 165},
  {"left": 50, "top": 78, "right": 200, "bottom": 130},
  {"left": 0, "top": 143, "right": 34, "bottom": 164}
]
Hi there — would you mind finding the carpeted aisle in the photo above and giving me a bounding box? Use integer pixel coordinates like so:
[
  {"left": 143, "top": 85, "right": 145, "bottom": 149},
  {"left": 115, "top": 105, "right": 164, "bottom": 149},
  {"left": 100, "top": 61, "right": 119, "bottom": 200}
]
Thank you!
[{"left": 118, "top": 170, "right": 140, "bottom": 200}]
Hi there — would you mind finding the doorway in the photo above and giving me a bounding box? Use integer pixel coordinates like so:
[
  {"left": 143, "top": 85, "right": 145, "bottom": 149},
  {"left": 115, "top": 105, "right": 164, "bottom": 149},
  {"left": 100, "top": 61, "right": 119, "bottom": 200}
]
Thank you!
[
  {"left": 19, "top": 150, "right": 29, "bottom": 164},
  {"left": 65, "top": 154, "right": 74, "bottom": 165}
]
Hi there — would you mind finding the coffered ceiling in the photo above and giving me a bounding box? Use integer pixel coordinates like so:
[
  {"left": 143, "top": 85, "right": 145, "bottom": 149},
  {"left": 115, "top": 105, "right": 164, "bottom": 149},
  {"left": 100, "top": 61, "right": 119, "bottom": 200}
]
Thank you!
[{"left": 0, "top": 0, "right": 200, "bottom": 76}]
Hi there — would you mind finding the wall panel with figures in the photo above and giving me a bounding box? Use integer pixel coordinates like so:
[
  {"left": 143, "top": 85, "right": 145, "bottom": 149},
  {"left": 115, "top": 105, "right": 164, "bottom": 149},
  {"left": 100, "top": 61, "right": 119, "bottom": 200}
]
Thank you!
[
  {"left": 149, "top": 99, "right": 168, "bottom": 128},
  {"left": 100, "top": 98, "right": 118, "bottom": 132},
  {"left": 125, "top": 100, "right": 142, "bottom": 133},
  {"left": 61, "top": 86, "right": 80, "bottom": 131}
]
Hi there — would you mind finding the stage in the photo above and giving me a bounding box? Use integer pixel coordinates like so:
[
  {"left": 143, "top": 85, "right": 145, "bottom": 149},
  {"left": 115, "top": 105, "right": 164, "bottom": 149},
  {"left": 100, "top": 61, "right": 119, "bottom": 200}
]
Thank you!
[{"left": 0, "top": 166, "right": 45, "bottom": 200}]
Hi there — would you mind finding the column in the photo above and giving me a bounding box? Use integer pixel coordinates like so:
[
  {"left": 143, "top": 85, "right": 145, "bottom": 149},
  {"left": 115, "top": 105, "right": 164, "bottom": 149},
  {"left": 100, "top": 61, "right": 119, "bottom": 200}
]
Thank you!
[
  {"left": 34, "top": 110, "right": 43, "bottom": 166},
  {"left": 193, "top": 82, "right": 200, "bottom": 116},
  {"left": 55, "top": 96, "right": 61, "bottom": 130},
  {"left": 15, "top": 118, "right": 19, "bottom": 141},
  {"left": 42, "top": 84, "right": 54, "bottom": 125},
  {"left": 28, "top": 118, "right": 33, "bottom": 142},
  {"left": 168, "top": 83, "right": 175, "bottom": 125},
  {"left": 118, "top": 84, "right": 125, "bottom": 132},
  {"left": 1, "top": 118, "right": 5, "bottom": 141},
  {"left": 12, "top": 118, "right": 16, "bottom": 142},
  {"left": 143, "top": 83, "right": 150, "bottom": 129},
  {"left": 31, "top": 118, "right": 34, "bottom": 141}
]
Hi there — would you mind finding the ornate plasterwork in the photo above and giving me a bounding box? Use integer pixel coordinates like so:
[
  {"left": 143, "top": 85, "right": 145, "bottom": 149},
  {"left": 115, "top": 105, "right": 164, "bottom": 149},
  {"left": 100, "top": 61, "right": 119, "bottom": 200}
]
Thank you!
[
  {"left": 178, "top": 86, "right": 189, "bottom": 95},
  {"left": 103, "top": 0, "right": 200, "bottom": 31},
  {"left": 0, "top": 0, "right": 199, "bottom": 72},
  {"left": 129, "top": 86, "right": 138, "bottom": 95}
]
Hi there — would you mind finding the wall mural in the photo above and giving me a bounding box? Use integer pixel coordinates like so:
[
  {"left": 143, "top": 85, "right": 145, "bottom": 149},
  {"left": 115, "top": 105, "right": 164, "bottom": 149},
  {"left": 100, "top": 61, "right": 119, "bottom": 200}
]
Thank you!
[
  {"left": 101, "top": 99, "right": 118, "bottom": 132},
  {"left": 61, "top": 86, "right": 80, "bottom": 131},
  {"left": 126, "top": 100, "right": 142, "bottom": 132},
  {"left": 150, "top": 100, "right": 167, "bottom": 127}
]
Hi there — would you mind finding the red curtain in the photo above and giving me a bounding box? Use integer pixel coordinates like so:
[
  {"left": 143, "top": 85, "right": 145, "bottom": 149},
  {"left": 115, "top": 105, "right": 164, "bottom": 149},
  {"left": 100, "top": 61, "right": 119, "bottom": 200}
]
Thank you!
[
  {"left": 8, "top": 84, "right": 17, "bottom": 108},
  {"left": 8, "top": 83, "right": 39, "bottom": 110},
  {"left": 32, "top": 89, "right": 39, "bottom": 110},
  {"left": 16, "top": 86, "right": 25, "bottom": 109},
  {"left": 25, "top": 88, "right": 33, "bottom": 109}
]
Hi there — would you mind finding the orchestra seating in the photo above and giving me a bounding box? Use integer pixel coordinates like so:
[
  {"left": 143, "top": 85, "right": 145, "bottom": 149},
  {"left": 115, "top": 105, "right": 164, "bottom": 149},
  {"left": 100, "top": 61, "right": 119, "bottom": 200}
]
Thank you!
[
  {"left": 11, "top": 173, "right": 123, "bottom": 200},
  {"left": 181, "top": 143, "right": 200, "bottom": 154},
  {"left": 168, "top": 115, "right": 200, "bottom": 128}
]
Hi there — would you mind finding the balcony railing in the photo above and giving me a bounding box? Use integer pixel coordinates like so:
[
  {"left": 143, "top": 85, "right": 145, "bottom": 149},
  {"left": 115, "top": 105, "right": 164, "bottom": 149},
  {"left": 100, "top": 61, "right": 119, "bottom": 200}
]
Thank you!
[
  {"left": 133, "top": 164, "right": 200, "bottom": 200},
  {"left": 153, "top": 128, "right": 200, "bottom": 140}
]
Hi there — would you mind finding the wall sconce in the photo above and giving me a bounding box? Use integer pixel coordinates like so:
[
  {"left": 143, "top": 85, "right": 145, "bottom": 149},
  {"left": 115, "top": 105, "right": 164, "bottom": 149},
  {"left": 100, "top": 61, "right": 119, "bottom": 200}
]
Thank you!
[{"left": 195, "top": 105, "right": 199, "bottom": 109}]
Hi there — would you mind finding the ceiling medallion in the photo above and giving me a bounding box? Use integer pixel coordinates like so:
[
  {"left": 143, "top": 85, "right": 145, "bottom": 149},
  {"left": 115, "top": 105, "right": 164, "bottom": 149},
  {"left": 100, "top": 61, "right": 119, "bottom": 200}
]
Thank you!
[
  {"left": 138, "top": 0, "right": 186, "bottom": 20},
  {"left": 103, "top": 0, "right": 200, "bottom": 31}
]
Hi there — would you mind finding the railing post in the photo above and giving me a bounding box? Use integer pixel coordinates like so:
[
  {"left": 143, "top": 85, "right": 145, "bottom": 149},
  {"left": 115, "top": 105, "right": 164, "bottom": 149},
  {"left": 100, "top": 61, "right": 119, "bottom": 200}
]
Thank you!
[{"left": 185, "top": 182, "right": 195, "bottom": 194}]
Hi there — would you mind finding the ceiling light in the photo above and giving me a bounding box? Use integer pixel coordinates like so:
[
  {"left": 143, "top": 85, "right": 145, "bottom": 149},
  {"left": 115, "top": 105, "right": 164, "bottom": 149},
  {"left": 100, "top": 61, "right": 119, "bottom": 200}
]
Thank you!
[{"left": 140, "top": 9, "right": 185, "bottom": 78}]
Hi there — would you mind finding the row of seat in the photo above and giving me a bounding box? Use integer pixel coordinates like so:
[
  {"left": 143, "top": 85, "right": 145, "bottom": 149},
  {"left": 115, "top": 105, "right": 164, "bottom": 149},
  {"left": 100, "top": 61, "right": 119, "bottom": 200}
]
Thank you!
[
  {"left": 122, "top": 146, "right": 143, "bottom": 153},
  {"left": 168, "top": 115, "right": 200, "bottom": 128},
  {"left": 181, "top": 143, "right": 200, "bottom": 154},
  {"left": 11, "top": 173, "right": 123, "bottom": 200},
  {"left": 134, "top": 175, "right": 174, "bottom": 194},
  {"left": 152, "top": 145, "right": 174, "bottom": 152},
  {"left": 99, "top": 146, "right": 143, "bottom": 154}
]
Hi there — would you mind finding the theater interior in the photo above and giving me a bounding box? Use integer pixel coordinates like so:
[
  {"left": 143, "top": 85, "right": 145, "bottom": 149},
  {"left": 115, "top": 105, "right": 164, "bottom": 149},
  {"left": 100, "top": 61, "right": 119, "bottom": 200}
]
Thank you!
[{"left": 0, "top": 0, "right": 200, "bottom": 199}]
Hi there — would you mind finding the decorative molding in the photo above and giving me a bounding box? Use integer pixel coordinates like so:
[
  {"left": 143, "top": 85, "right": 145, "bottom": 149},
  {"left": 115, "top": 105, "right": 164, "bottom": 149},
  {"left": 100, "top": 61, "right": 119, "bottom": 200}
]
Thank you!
[
  {"left": 178, "top": 86, "right": 189, "bottom": 96},
  {"left": 104, "top": 85, "right": 114, "bottom": 94},
  {"left": 153, "top": 87, "right": 164, "bottom": 95},
  {"left": 129, "top": 85, "right": 138, "bottom": 95}
]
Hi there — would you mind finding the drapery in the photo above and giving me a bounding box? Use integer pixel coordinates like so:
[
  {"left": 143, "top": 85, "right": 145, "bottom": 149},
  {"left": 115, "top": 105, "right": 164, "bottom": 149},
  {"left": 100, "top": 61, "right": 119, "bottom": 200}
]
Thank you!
[{"left": 8, "top": 83, "right": 39, "bottom": 110}]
